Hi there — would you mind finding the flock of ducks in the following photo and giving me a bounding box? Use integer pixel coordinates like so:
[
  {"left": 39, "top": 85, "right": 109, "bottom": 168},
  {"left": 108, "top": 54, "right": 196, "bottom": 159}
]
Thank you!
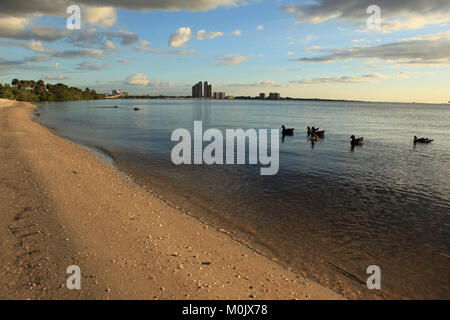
[{"left": 281, "top": 125, "right": 434, "bottom": 147}]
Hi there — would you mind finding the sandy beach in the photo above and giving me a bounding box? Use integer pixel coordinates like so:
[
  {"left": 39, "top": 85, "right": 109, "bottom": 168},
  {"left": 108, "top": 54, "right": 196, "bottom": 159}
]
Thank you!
[{"left": 0, "top": 98, "right": 343, "bottom": 300}]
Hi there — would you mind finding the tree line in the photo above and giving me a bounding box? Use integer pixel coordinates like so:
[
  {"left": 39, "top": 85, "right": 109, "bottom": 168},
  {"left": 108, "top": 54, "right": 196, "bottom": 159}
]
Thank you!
[{"left": 0, "top": 79, "right": 105, "bottom": 102}]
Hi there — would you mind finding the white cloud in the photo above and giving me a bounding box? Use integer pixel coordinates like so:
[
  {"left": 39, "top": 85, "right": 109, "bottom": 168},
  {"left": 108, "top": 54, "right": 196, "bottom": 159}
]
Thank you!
[
  {"left": 216, "top": 54, "right": 248, "bottom": 66},
  {"left": 124, "top": 74, "right": 172, "bottom": 87},
  {"left": 43, "top": 73, "right": 70, "bottom": 80},
  {"left": 0, "top": 56, "right": 50, "bottom": 72},
  {"left": 304, "top": 46, "right": 325, "bottom": 50},
  {"left": 225, "top": 80, "right": 287, "bottom": 88},
  {"left": 83, "top": 6, "right": 117, "bottom": 28},
  {"left": 26, "top": 40, "right": 55, "bottom": 54},
  {"left": 246, "top": 68, "right": 303, "bottom": 74},
  {"left": 133, "top": 40, "right": 195, "bottom": 55},
  {"left": 0, "top": 16, "right": 67, "bottom": 41},
  {"left": 133, "top": 39, "right": 153, "bottom": 51},
  {"left": 256, "top": 25, "right": 264, "bottom": 30},
  {"left": 106, "top": 29, "right": 139, "bottom": 45},
  {"left": 257, "top": 80, "right": 277, "bottom": 86},
  {"left": 301, "top": 34, "right": 317, "bottom": 43},
  {"left": 362, "top": 14, "right": 450, "bottom": 34},
  {"left": 229, "top": 29, "right": 242, "bottom": 36},
  {"left": 53, "top": 48, "right": 105, "bottom": 59},
  {"left": 176, "top": 48, "right": 195, "bottom": 55},
  {"left": 168, "top": 27, "right": 192, "bottom": 47},
  {"left": 291, "top": 73, "right": 389, "bottom": 84},
  {"left": 196, "top": 30, "right": 224, "bottom": 40},
  {"left": 104, "top": 40, "right": 116, "bottom": 49},
  {"left": 139, "top": 40, "right": 151, "bottom": 46},
  {"left": 392, "top": 71, "right": 419, "bottom": 79},
  {"left": 126, "top": 73, "right": 149, "bottom": 85},
  {"left": 0, "top": 18, "right": 140, "bottom": 48},
  {"left": 265, "top": 68, "right": 303, "bottom": 73},
  {"left": 0, "top": 16, "right": 29, "bottom": 38},
  {"left": 118, "top": 58, "right": 137, "bottom": 63},
  {"left": 76, "top": 61, "right": 108, "bottom": 71},
  {"left": 30, "top": 56, "right": 51, "bottom": 62}
]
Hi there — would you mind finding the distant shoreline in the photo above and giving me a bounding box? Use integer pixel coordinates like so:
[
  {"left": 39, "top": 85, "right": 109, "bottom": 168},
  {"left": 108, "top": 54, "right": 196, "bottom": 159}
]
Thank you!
[{"left": 108, "top": 95, "right": 449, "bottom": 105}]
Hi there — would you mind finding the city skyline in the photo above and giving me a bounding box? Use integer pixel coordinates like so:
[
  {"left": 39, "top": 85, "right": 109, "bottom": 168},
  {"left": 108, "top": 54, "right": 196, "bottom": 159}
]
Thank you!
[{"left": 0, "top": 1, "right": 449, "bottom": 103}]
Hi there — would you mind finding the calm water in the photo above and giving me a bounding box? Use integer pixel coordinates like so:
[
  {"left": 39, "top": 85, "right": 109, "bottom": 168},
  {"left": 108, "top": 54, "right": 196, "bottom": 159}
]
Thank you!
[{"left": 35, "top": 99, "right": 450, "bottom": 299}]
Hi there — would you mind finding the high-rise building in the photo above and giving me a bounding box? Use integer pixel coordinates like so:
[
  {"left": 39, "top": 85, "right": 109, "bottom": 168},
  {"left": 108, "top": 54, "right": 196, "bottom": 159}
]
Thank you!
[
  {"left": 217, "top": 92, "right": 226, "bottom": 99},
  {"left": 192, "top": 81, "right": 204, "bottom": 98},
  {"left": 192, "top": 81, "right": 215, "bottom": 98},
  {"left": 269, "top": 92, "right": 281, "bottom": 100},
  {"left": 208, "top": 84, "right": 213, "bottom": 98},
  {"left": 198, "top": 81, "right": 203, "bottom": 97},
  {"left": 204, "top": 81, "right": 208, "bottom": 97},
  {"left": 204, "top": 81, "right": 213, "bottom": 98}
]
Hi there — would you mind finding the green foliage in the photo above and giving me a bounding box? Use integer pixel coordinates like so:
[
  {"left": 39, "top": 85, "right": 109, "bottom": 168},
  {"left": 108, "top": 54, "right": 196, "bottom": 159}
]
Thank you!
[{"left": 0, "top": 79, "right": 105, "bottom": 102}]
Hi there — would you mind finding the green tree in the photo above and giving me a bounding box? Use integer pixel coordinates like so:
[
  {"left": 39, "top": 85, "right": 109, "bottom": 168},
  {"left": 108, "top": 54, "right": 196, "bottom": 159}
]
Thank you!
[{"left": 1, "top": 79, "right": 105, "bottom": 102}]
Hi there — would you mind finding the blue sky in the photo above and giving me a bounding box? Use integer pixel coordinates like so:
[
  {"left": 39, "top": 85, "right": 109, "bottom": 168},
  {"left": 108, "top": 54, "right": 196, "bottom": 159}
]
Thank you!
[{"left": 0, "top": 0, "right": 449, "bottom": 102}]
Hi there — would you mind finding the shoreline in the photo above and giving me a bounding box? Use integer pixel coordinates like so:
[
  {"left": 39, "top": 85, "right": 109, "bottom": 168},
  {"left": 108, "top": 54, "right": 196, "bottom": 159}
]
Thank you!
[
  {"left": 110, "top": 97, "right": 448, "bottom": 105},
  {"left": 0, "top": 98, "right": 344, "bottom": 299},
  {"left": 35, "top": 96, "right": 448, "bottom": 105}
]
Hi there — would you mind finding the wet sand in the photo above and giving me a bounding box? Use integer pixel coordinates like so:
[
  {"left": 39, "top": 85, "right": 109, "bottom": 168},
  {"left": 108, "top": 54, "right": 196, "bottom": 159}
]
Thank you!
[{"left": 0, "top": 99, "right": 343, "bottom": 299}]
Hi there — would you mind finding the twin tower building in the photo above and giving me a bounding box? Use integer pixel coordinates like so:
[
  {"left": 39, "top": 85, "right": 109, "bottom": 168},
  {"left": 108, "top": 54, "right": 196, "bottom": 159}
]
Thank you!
[
  {"left": 192, "top": 81, "right": 212, "bottom": 98},
  {"left": 192, "top": 81, "right": 225, "bottom": 99}
]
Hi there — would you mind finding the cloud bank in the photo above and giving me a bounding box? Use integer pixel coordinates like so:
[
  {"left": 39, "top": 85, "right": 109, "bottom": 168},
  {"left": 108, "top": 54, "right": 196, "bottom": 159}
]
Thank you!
[
  {"left": 282, "top": 0, "right": 450, "bottom": 32},
  {"left": 291, "top": 32, "right": 450, "bottom": 65}
]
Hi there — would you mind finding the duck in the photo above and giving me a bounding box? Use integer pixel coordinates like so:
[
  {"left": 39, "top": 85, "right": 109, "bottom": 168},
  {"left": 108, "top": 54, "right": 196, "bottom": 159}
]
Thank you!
[
  {"left": 133, "top": 107, "right": 140, "bottom": 111},
  {"left": 413, "top": 136, "right": 433, "bottom": 144},
  {"left": 314, "top": 130, "right": 325, "bottom": 138},
  {"left": 350, "top": 135, "right": 364, "bottom": 146},
  {"left": 307, "top": 126, "right": 320, "bottom": 137},
  {"left": 281, "top": 125, "right": 294, "bottom": 136}
]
